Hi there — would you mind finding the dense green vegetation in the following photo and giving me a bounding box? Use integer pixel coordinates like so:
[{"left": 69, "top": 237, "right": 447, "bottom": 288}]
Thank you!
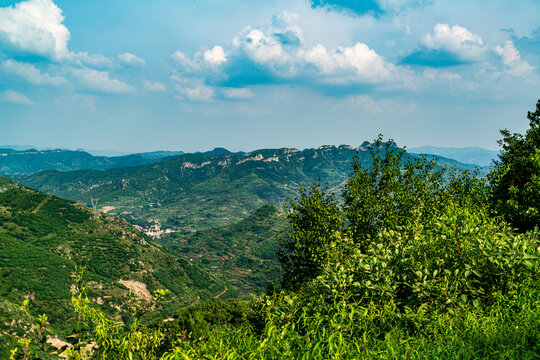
[
  {"left": 4, "top": 102, "right": 539, "bottom": 359},
  {"left": 488, "top": 100, "right": 540, "bottom": 232},
  {"left": 162, "top": 204, "right": 288, "bottom": 294},
  {"left": 0, "top": 178, "right": 231, "bottom": 356}
]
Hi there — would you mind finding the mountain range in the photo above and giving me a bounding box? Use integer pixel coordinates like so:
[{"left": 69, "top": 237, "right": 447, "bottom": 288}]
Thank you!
[{"left": 14, "top": 144, "right": 481, "bottom": 232}]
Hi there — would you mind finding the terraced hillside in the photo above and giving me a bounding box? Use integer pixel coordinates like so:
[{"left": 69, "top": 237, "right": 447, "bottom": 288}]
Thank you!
[
  {"left": 0, "top": 177, "right": 230, "bottom": 338},
  {"left": 161, "top": 205, "right": 289, "bottom": 295}
]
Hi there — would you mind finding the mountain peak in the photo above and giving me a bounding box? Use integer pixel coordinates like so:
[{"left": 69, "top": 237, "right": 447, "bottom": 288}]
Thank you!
[{"left": 205, "top": 147, "right": 232, "bottom": 155}]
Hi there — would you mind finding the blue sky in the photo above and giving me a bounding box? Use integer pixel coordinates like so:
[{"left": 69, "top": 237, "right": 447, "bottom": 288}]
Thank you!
[{"left": 0, "top": 0, "right": 539, "bottom": 153}]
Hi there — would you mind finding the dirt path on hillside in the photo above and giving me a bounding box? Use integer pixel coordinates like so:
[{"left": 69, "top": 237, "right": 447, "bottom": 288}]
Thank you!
[
  {"left": 214, "top": 286, "right": 228, "bottom": 298},
  {"left": 32, "top": 194, "right": 52, "bottom": 214}
]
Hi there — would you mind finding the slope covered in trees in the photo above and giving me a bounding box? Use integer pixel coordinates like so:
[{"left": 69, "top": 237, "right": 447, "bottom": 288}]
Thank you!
[
  {"left": 161, "top": 204, "right": 288, "bottom": 294},
  {"left": 0, "top": 177, "right": 230, "bottom": 349}
]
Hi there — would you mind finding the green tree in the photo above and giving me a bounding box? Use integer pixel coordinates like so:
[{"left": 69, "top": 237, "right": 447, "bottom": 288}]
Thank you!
[
  {"left": 279, "top": 181, "right": 343, "bottom": 290},
  {"left": 343, "top": 137, "right": 445, "bottom": 250},
  {"left": 280, "top": 136, "right": 486, "bottom": 289},
  {"left": 488, "top": 99, "right": 540, "bottom": 231}
]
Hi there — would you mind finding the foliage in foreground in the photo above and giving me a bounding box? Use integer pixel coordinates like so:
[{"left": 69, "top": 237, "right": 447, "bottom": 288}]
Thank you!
[
  {"left": 9, "top": 143, "right": 540, "bottom": 359},
  {"left": 171, "top": 201, "right": 539, "bottom": 359},
  {"left": 9, "top": 206, "right": 539, "bottom": 359},
  {"left": 488, "top": 99, "right": 540, "bottom": 232},
  {"left": 6, "top": 101, "right": 540, "bottom": 359}
]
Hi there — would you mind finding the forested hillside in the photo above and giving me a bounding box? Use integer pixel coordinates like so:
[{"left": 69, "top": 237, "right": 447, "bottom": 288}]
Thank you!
[
  {"left": 4, "top": 102, "right": 539, "bottom": 359},
  {"left": 0, "top": 148, "right": 184, "bottom": 176},
  {"left": 161, "top": 205, "right": 288, "bottom": 294},
  {"left": 16, "top": 144, "right": 479, "bottom": 232},
  {"left": 0, "top": 177, "right": 230, "bottom": 350}
]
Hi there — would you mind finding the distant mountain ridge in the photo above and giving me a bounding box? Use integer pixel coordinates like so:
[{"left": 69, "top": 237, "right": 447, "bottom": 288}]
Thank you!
[
  {"left": 408, "top": 145, "right": 499, "bottom": 167},
  {"left": 0, "top": 148, "right": 185, "bottom": 175},
  {"left": 16, "top": 143, "right": 480, "bottom": 232},
  {"left": 0, "top": 146, "right": 249, "bottom": 176}
]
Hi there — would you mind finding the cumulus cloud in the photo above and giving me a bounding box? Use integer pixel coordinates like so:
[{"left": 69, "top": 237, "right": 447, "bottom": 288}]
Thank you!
[
  {"left": 231, "top": 11, "right": 302, "bottom": 67},
  {"left": 423, "top": 24, "right": 484, "bottom": 58},
  {"left": 494, "top": 41, "right": 535, "bottom": 77},
  {"left": 0, "top": 0, "right": 116, "bottom": 72},
  {"left": 403, "top": 24, "right": 486, "bottom": 67},
  {"left": 233, "top": 28, "right": 288, "bottom": 65},
  {"left": 300, "top": 42, "right": 398, "bottom": 83},
  {"left": 0, "top": 0, "right": 70, "bottom": 61},
  {"left": 170, "top": 11, "right": 406, "bottom": 98},
  {"left": 118, "top": 52, "right": 146, "bottom": 67},
  {"left": 0, "top": 89, "right": 34, "bottom": 105},
  {"left": 203, "top": 46, "right": 227, "bottom": 65},
  {"left": 144, "top": 81, "right": 166, "bottom": 92},
  {"left": 70, "top": 68, "right": 134, "bottom": 93},
  {"left": 1, "top": 59, "right": 67, "bottom": 85}
]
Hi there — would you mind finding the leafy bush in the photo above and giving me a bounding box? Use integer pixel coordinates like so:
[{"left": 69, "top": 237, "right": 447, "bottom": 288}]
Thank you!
[{"left": 488, "top": 99, "right": 540, "bottom": 231}]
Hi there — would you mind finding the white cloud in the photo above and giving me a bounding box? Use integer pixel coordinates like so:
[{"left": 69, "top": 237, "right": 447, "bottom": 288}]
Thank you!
[
  {"left": 494, "top": 41, "right": 535, "bottom": 77},
  {"left": 144, "top": 81, "right": 166, "bottom": 92},
  {"left": 203, "top": 46, "right": 227, "bottom": 65},
  {"left": 222, "top": 87, "right": 254, "bottom": 99},
  {"left": 70, "top": 68, "right": 134, "bottom": 93},
  {"left": 229, "top": 12, "right": 403, "bottom": 85},
  {"left": 0, "top": 89, "right": 34, "bottom": 105},
  {"left": 300, "top": 42, "right": 399, "bottom": 83},
  {"left": 171, "top": 75, "right": 214, "bottom": 101},
  {"left": 234, "top": 28, "right": 287, "bottom": 65},
  {"left": 118, "top": 52, "right": 146, "bottom": 67},
  {"left": 422, "top": 24, "right": 485, "bottom": 61},
  {"left": 170, "top": 11, "right": 409, "bottom": 97},
  {"left": 1, "top": 59, "right": 66, "bottom": 85},
  {"left": 0, "top": 0, "right": 115, "bottom": 70},
  {"left": 0, "top": 0, "right": 70, "bottom": 61},
  {"left": 230, "top": 11, "right": 303, "bottom": 67},
  {"left": 69, "top": 52, "right": 113, "bottom": 68}
]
